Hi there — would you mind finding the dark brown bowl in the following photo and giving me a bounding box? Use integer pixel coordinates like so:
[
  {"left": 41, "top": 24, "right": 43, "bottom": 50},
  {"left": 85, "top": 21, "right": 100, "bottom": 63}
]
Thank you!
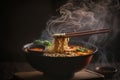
[{"left": 23, "top": 41, "right": 98, "bottom": 78}]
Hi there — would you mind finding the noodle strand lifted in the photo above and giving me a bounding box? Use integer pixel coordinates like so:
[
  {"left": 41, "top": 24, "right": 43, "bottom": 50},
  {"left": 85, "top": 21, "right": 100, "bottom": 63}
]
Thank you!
[
  {"left": 44, "top": 33, "right": 93, "bottom": 57},
  {"left": 53, "top": 35, "right": 69, "bottom": 53},
  {"left": 45, "top": 33, "right": 69, "bottom": 53}
]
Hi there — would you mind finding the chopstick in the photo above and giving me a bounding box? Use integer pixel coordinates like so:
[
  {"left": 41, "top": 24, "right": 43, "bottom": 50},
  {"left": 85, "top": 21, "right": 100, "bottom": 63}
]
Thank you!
[
  {"left": 65, "top": 28, "right": 110, "bottom": 37},
  {"left": 53, "top": 28, "right": 110, "bottom": 37}
]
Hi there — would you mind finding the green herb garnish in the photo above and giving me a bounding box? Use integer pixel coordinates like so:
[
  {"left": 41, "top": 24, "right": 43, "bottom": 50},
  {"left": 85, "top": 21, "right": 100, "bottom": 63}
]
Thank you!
[
  {"left": 33, "top": 39, "right": 52, "bottom": 47},
  {"left": 43, "top": 40, "right": 52, "bottom": 47},
  {"left": 76, "top": 47, "right": 88, "bottom": 52}
]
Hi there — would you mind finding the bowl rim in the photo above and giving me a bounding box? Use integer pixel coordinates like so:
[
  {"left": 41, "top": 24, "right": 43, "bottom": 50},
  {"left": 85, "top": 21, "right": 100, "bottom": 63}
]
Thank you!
[{"left": 23, "top": 41, "right": 98, "bottom": 58}]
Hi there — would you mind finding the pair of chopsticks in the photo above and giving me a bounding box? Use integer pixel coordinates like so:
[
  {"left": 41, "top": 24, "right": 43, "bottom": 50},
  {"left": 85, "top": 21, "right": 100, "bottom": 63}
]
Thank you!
[{"left": 53, "top": 28, "right": 110, "bottom": 37}]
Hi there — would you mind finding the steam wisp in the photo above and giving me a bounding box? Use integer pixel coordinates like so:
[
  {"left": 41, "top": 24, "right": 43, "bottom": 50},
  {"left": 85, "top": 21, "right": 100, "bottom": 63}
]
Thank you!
[
  {"left": 41, "top": 0, "right": 119, "bottom": 45},
  {"left": 40, "top": 0, "right": 120, "bottom": 68}
]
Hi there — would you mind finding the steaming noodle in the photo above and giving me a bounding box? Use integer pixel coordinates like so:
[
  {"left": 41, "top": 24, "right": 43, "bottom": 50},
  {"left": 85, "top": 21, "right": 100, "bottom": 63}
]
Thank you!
[
  {"left": 45, "top": 34, "right": 69, "bottom": 53},
  {"left": 43, "top": 34, "right": 93, "bottom": 57}
]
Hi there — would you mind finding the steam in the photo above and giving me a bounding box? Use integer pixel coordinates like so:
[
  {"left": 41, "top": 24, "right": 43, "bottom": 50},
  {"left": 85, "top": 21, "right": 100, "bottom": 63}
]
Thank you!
[
  {"left": 41, "top": 0, "right": 120, "bottom": 45},
  {"left": 40, "top": 0, "right": 120, "bottom": 65}
]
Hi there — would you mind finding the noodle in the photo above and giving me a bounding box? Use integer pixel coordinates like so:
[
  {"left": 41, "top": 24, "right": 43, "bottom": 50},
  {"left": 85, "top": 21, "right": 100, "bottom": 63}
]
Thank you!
[
  {"left": 43, "top": 33, "right": 93, "bottom": 57},
  {"left": 45, "top": 33, "right": 69, "bottom": 53},
  {"left": 53, "top": 36, "right": 69, "bottom": 53}
]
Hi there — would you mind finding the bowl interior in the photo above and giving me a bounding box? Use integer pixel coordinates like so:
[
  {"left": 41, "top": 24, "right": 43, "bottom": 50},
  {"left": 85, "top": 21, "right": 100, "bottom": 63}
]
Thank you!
[{"left": 23, "top": 41, "right": 98, "bottom": 57}]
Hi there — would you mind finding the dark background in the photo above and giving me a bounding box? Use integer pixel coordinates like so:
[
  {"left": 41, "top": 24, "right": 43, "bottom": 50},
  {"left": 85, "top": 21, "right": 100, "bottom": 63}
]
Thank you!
[
  {"left": 1, "top": 0, "right": 67, "bottom": 62},
  {"left": 1, "top": 0, "right": 120, "bottom": 62}
]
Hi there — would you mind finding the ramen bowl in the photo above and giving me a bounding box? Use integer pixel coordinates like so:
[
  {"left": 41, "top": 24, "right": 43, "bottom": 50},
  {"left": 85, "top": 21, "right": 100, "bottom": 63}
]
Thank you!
[{"left": 23, "top": 41, "right": 97, "bottom": 78}]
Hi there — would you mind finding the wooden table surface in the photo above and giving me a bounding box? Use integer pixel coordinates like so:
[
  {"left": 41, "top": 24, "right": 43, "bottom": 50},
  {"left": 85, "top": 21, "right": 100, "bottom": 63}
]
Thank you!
[{"left": 0, "top": 62, "right": 120, "bottom": 80}]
